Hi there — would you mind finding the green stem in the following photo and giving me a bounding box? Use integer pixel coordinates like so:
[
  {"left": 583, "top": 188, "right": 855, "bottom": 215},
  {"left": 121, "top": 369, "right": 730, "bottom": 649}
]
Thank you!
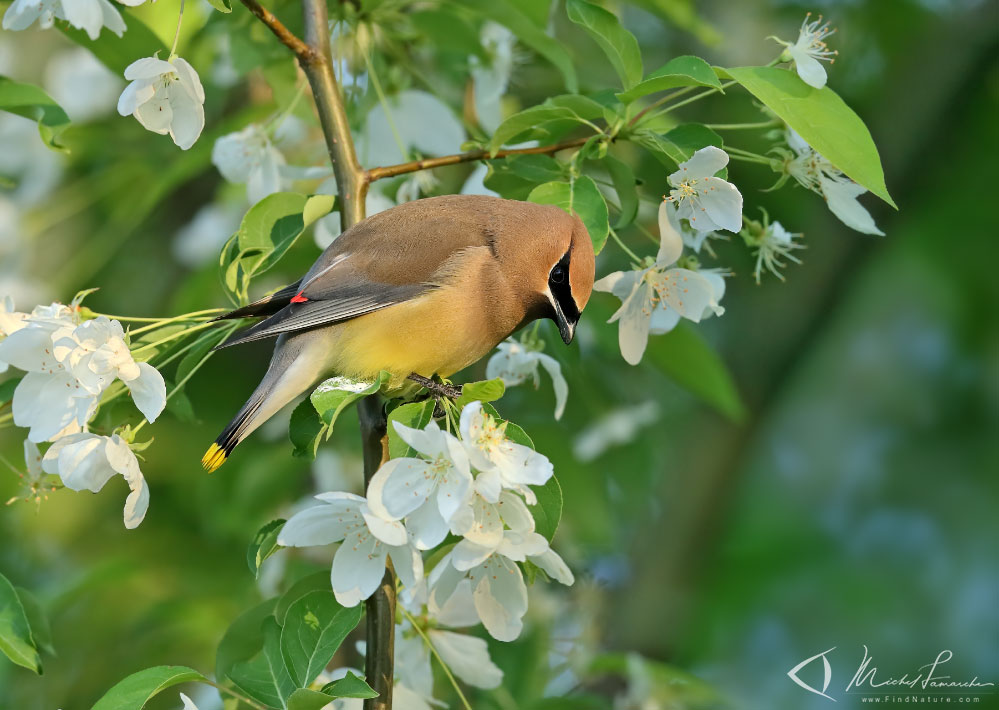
[
  {"left": 706, "top": 119, "right": 780, "bottom": 131},
  {"left": 399, "top": 607, "right": 473, "bottom": 710},
  {"left": 130, "top": 321, "right": 216, "bottom": 355},
  {"left": 609, "top": 228, "right": 643, "bottom": 266},
  {"left": 205, "top": 680, "right": 269, "bottom": 710},
  {"left": 169, "top": 0, "right": 186, "bottom": 58},
  {"left": 129, "top": 310, "right": 223, "bottom": 336},
  {"left": 363, "top": 50, "right": 409, "bottom": 163}
]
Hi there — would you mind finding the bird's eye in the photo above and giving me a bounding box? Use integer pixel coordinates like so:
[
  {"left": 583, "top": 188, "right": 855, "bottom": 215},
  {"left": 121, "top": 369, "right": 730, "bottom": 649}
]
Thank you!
[{"left": 550, "top": 265, "right": 566, "bottom": 284}]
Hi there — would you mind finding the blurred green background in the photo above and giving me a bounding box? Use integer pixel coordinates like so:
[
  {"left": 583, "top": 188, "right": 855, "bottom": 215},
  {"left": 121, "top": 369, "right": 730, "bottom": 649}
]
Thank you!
[{"left": 1, "top": 0, "right": 997, "bottom": 708}]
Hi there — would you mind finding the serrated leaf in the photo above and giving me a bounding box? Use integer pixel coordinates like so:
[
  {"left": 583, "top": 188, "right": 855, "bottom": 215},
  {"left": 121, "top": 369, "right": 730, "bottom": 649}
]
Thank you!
[
  {"left": 604, "top": 155, "right": 639, "bottom": 229},
  {"left": 646, "top": 322, "right": 744, "bottom": 421},
  {"left": 528, "top": 177, "right": 609, "bottom": 254},
  {"left": 247, "top": 519, "right": 286, "bottom": 578},
  {"left": 616, "top": 55, "right": 722, "bottom": 103},
  {"left": 463, "top": 0, "right": 578, "bottom": 92},
  {"left": 310, "top": 372, "right": 389, "bottom": 438},
  {"left": 387, "top": 400, "right": 435, "bottom": 459},
  {"left": 566, "top": 0, "right": 643, "bottom": 89},
  {"left": 322, "top": 671, "right": 378, "bottom": 698},
  {"left": 0, "top": 573, "right": 41, "bottom": 674},
  {"left": 726, "top": 66, "right": 894, "bottom": 207},
  {"left": 0, "top": 76, "right": 71, "bottom": 151},
  {"left": 215, "top": 599, "right": 278, "bottom": 682},
  {"left": 280, "top": 590, "right": 362, "bottom": 687},
  {"left": 289, "top": 399, "right": 327, "bottom": 459},
  {"left": 229, "top": 618, "right": 295, "bottom": 709},
  {"left": 91, "top": 666, "right": 207, "bottom": 710},
  {"left": 455, "top": 378, "right": 506, "bottom": 407}
]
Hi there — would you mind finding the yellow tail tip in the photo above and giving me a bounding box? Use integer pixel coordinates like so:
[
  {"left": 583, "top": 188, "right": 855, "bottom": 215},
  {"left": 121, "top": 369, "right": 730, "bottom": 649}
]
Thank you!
[{"left": 201, "top": 443, "right": 227, "bottom": 473}]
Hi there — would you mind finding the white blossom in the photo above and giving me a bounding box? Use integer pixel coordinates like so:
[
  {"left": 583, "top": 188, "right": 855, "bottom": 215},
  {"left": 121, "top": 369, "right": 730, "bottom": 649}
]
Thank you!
[
  {"left": 42, "top": 432, "right": 149, "bottom": 528},
  {"left": 459, "top": 401, "right": 553, "bottom": 504},
  {"left": 211, "top": 124, "right": 287, "bottom": 203},
  {"left": 0, "top": 310, "right": 165, "bottom": 441},
  {"left": 117, "top": 56, "right": 205, "bottom": 150},
  {"left": 365, "top": 419, "right": 473, "bottom": 550},
  {"left": 471, "top": 22, "right": 517, "bottom": 132},
  {"left": 359, "top": 90, "right": 465, "bottom": 167},
  {"left": 54, "top": 317, "right": 166, "bottom": 422},
  {"left": 486, "top": 339, "right": 568, "bottom": 419},
  {"left": 178, "top": 693, "right": 198, "bottom": 710},
  {"left": 2, "top": 0, "right": 128, "bottom": 41},
  {"left": 776, "top": 13, "right": 838, "bottom": 89},
  {"left": 0, "top": 295, "right": 29, "bottom": 373},
  {"left": 593, "top": 201, "right": 726, "bottom": 365},
  {"left": 428, "top": 627, "right": 503, "bottom": 689},
  {"left": 665, "top": 146, "right": 743, "bottom": 233},
  {"left": 751, "top": 220, "right": 804, "bottom": 283},
  {"left": 785, "top": 129, "right": 884, "bottom": 235},
  {"left": 573, "top": 401, "right": 660, "bottom": 462},
  {"left": 277, "top": 492, "right": 423, "bottom": 607}
]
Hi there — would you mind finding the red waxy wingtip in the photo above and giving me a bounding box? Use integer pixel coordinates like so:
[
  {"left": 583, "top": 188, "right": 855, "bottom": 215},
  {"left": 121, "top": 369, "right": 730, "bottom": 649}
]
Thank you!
[{"left": 290, "top": 292, "right": 308, "bottom": 303}]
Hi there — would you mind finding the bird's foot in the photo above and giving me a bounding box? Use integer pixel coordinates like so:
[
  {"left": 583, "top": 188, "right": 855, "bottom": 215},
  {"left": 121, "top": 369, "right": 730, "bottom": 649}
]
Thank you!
[{"left": 408, "top": 373, "right": 462, "bottom": 417}]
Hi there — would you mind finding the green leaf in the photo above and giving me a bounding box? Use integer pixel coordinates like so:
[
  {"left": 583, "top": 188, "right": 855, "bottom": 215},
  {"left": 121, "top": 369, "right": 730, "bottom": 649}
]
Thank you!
[
  {"left": 311, "top": 372, "right": 390, "bottom": 438},
  {"left": 0, "top": 76, "right": 71, "bottom": 151},
  {"left": 280, "top": 590, "right": 362, "bottom": 687},
  {"left": 630, "top": 123, "right": 722, "bottom": 167},
  {"left": 455, "top": 378, "right": 506, "bottom": 407},
  {"left": 60, "top": 14, "right": 167, "bottom": 76},
  {"left": 604, "top": 156, "right": 639, "bottom": 229},
  {"left": 566, "top": 0, "right": 643, "bottom": 89},
  {"left": 289, "top": 399, "right": 327, "bottom": 460},
  {"left": 547, "top": 94, "right": 607, "bottom": 120},
  {"left": 463, "top": 0, "right": 578, "bottom": 92},
  {"left": 530, "top": 475, "right": 563, "bottom": 542},
  {"left": 506, "top": 154, "right": 566, "bottom": 183},
  {"left": 322, "top": 671, "right": 378, "bottom": 698},
  {"left": 0, "top": 572, "right": 41, "bottom": 674},
  {"left": 216, "top": 598, "right": 278, "bottom": 682},
  {"left": 0, "top": 376, "right": 21, "bottom": 406},
  {"left": 645, "top": 322, "right": 744, "bottom": 421},
  {"left": 387, "top": 400, "right": 435, "bottom": 459},
  {"left": 288, "top": 688, "right": 337, "bottom": 710},
  {"left": 725, "top": 66, "right": 895, "bottom": 207},
  {"left": 91, "top": 666, "right": 207, "bottom": 710},
  {"left": 229, "top": 618, "right": 296, "bottom": 709},
  {"left": 528, "top": 177, "right": 609, "bottom": 254},
  {"left": 275, "top": 572, "right": 331, "bottom": 624},
  {"left": 15, "top": 588, "right": 53, "bottom": 656},
  {"left": 488, "top": 105, "right": 583, "bottom": 154},
  {"left": 616, "top": 55, "right": 722, "bottom": 103},
  {"left": 627, "top": 0, "right": 721, "bottom": 46},
  {"left": 302, "top": 194, "right": 336, "bottom": 228},
  {"left": 237, "top": 192, "right": 309, "bottom": 280},
  {"left": 205, "top": 0, "right": 232, "bottom": 12},
  {"left": 247, "top": 519, "right": 286, "bottom": 578}
]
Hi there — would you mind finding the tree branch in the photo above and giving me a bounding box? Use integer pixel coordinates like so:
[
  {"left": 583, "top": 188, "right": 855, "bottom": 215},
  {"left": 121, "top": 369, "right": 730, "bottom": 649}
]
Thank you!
[
  {"left": 248, "top": 0, "right": 389, "bottom": 705},
  {"left": 237, "top": 0, "right": 314, "bottom": 62},
  {"left": 365, "top": 137, "right": 591, "bottom": 182}
]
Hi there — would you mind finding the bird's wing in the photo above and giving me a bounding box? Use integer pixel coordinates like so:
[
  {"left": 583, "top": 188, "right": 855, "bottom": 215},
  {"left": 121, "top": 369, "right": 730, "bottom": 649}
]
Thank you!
[{"left": 217, "top": 196, "right": 504, "bottom": 348}]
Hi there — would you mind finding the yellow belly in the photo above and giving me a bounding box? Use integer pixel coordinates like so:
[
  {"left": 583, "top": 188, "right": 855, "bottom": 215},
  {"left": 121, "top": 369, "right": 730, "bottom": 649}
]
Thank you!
[{"left": 328, "top": 285, "right": 498, "bottom": 391}]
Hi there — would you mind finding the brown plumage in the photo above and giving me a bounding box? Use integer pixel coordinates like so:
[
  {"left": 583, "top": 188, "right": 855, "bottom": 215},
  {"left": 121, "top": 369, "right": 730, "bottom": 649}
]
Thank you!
[{"left": 203, "top": 195, "right": 594, "bottom": 471}]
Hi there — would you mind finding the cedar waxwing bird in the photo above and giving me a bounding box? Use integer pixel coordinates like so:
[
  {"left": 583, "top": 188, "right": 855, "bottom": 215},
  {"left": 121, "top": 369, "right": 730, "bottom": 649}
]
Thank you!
[{"left": 202, "top": 194, "right": 594, "bottom": 471}]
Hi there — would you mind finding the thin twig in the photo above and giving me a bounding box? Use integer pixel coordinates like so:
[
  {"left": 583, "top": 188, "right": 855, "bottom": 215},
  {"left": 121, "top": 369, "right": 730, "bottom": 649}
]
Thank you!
[
  {"left": 365, "top": 137, "right": 590, "bottom": 182},
  {"left": 238, "top": 0, "right": 315, "bottom": 62}
]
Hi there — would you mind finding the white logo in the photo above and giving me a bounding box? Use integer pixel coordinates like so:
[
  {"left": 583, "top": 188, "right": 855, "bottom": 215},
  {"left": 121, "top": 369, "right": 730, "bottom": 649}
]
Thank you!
[{"left": 787, "top": 647, "right": 836, "bottom": 702}]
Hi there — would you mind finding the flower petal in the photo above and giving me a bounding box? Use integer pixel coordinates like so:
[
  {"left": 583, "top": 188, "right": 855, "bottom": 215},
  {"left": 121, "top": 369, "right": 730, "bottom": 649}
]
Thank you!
[
  {"left": 278, "top": 504, "right": 355, "bottom": 546},
  {"left": 123, "top": 57, "right": 176, "bottom": 80},
  {"left": 405, "top": 498, "right": 450, "bottom": 550},
  {"left": 124, "top": 362, "right": 166, "bottom": 422},
  {"left": 529, "top": 548, "right": 574, "bottom": 585},
  {"left": 331, "top": 532, "right": 387, "bottom": 607},
  {"left": 698, "top": 176, "right": 743, "bottom": 233},
  {"left": 790, "top": 48, "right": 828, "bottom": 89},
  {"left": 471, "top": 556, "right": 527, "bottom": 641},
  {"left": 820, "top": 176, "right": 884, "bottom": 236},
  {"left": 429, "top": 630, "right": 503, "bottom": 689},
  {"left": 669, "top": 145, "right": 729, "bottom": 182},
  {"left": 535, "top": 352, "right": 568, "bottom": 420},
  {"left": 106, "top": 434, "right": 148, "bottom": 529},
  {"left": 656, "top": 200, "right": 684, "bottom": 267},
  {"left": 615, "top": 279, "right": 654, "bottom": 365},
  {"left": 365, "top": 457, "right": 436, "bottom": 520}
]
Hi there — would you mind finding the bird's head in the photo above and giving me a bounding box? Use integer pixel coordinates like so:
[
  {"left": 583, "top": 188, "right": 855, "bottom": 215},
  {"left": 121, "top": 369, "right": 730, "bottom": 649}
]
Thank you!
[{"left": 540, "top": 212, "right": 595, "bottom": 345}]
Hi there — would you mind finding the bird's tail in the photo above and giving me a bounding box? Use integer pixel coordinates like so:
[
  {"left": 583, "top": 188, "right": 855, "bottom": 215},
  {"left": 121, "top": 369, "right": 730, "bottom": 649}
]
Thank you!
[{"left": 202, "top": 332, "right": 330, "bottom": 472}]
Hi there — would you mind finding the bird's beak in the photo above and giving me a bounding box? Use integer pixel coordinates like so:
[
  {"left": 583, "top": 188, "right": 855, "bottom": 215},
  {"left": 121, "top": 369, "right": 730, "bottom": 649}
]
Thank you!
[{"left": 552, "top": 299, "right": 576, "bottom": 345}]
